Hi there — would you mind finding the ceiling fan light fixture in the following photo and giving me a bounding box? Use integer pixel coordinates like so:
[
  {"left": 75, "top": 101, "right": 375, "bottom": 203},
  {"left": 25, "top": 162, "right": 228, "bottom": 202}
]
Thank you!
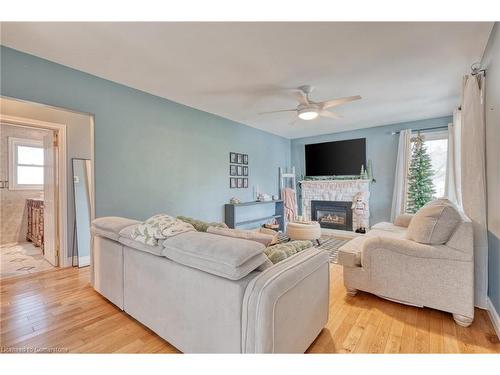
[{"left": 298, "top": 108, "right": 319, "bottom": 120}]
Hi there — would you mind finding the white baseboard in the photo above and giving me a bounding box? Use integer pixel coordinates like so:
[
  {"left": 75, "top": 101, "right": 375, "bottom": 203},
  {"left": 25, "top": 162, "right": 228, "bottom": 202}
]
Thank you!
[{"left": 486, "top": 297, "right": 500, "bottom": 340}]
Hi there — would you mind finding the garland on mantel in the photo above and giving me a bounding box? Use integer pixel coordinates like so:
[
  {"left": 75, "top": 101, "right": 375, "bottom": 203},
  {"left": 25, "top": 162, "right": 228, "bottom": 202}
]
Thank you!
[
  {"left": 298, "top": 159, "right": 376, "bottom": 185},
  {"left": 297, "top": 176, "right": 375, "bottom": 190}
]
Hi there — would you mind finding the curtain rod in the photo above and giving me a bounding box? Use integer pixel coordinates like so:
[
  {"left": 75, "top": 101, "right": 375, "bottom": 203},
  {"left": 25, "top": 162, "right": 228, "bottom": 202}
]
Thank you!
[{"left": 391, "top": 125, "right": 448, "bottom": 135}]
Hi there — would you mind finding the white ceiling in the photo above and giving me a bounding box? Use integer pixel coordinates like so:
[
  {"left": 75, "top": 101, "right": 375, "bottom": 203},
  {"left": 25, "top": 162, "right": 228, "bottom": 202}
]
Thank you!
[{"left": 0, "top": 22, "right": 493, "bottom": 139}]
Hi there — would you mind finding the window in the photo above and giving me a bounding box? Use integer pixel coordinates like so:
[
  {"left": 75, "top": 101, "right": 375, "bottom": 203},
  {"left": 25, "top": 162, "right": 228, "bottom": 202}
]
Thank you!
[
  {"left": 8, "top": 137, "right": 44, "bottom": 190},
  {"left": 406, "top": 131, "right": 448, "bottom": 212},
  {"left": 424, "top": 130, "right": 448, "bottom": 198}
]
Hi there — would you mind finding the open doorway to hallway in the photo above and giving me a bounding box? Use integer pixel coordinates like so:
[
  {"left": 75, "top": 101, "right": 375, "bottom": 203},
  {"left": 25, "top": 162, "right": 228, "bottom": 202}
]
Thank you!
[
  {"left": 0, "top": 97, "right": 94, "bottom": 279},
  {"left": 0, "top": 123, "right": 58, "bottom": 278}
]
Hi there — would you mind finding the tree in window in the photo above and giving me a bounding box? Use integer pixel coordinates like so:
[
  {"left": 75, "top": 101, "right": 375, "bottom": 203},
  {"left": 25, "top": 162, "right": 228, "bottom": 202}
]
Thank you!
[{"left": 406, "top": 133, "right": 435, "bottom": 213}]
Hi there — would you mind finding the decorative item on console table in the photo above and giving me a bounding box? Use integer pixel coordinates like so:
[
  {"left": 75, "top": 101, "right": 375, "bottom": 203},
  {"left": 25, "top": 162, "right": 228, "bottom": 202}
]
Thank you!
[
  {"left": 257, "top": 193, "right": 272, "bottom": 202},
  {"left": 263, "top": 218, "right": 280, "bottom": 232}
]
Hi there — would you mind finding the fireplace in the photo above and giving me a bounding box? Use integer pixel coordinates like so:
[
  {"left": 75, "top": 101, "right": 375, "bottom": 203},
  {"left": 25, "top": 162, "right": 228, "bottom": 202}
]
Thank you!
[{"left": 311, "top": 200, "right": 352, "bottom": 231}]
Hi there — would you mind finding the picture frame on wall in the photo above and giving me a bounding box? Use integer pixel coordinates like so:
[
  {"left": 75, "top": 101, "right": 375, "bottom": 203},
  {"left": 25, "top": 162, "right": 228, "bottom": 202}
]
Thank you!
[
  {"left": 237, "top": 178, "right": 243, "bottom": 188},
  {"left": 230, "top": 165, "right": 237, "bottom": 176},
  {"left": 230, "top": 152, "right": 237, "bottom": 164},
  {"left": 230, "top": 178, "right": 237, "bottom": 188},
  {"left": 243, "top": 166, "right": 248, "bottom": 176},
  {"left": 237, "top": 153, "right": 243, "bottom": 164},
  {"left": 237, "top": 165, "right": 243, "bottom": 176},
  {"left": 243, "top": 154, "right": 248, "bottom": 164},
  {"left": 243, "top": 178, "right": 248, "bottom": 188}
]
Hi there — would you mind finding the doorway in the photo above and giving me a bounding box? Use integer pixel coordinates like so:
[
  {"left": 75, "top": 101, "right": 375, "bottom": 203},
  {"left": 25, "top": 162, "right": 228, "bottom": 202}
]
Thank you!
[
  {"left": 0, "top": 122, "right": 60, "bottom": 278},
  {"left": 1, "top": 97, "right": 94, "bottom": 279}
]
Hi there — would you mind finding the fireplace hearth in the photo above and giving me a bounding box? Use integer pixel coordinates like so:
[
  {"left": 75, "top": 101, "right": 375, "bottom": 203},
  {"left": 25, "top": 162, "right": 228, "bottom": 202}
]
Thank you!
[{"left": 311, "top": 200, "right": 352, "bottom": 231}]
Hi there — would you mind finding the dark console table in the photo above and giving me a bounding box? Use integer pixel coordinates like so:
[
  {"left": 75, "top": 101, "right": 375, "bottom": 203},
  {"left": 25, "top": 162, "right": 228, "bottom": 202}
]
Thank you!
[{"left": 224, "top": 200, "right": 284, "bottom": 231}]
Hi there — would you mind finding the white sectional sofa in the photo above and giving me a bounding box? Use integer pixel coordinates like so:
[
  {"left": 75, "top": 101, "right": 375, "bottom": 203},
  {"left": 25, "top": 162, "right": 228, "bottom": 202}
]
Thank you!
[
  {"left": 91, "top": 217, "right": 330, "bottom": 353},
  {"left": 337, "top": 198, "right": 474, "bottom": 326}
]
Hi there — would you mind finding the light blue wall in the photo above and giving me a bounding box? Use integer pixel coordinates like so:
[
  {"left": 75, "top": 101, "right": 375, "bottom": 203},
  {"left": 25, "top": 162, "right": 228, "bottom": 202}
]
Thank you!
[
  {"left": 291, "top": 116, "right": 452, "bottom": 225},
  {"left": 0, "top": 46, "right": 290, "bottom": 225},
  {"left": 481, "top": 23, "right": 500, "bottom": 314}
]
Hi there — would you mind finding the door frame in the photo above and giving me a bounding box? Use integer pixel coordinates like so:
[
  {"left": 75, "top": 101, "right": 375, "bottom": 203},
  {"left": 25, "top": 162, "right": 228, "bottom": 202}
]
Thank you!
[{"left": 0, "top": 114, "right": 70, "bottom": 266}]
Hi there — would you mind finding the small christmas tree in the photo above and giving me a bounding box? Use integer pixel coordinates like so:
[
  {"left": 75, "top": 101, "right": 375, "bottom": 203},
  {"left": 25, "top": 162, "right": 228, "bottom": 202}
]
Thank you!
[{"left": 406, "top": 133, "right": 435, "bottom": 213}]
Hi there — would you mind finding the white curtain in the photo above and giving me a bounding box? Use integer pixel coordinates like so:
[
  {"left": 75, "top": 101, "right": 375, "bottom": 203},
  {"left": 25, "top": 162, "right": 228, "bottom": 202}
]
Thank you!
[
  {"left": 461, "top": 74, "right": 488, "bottom": 308},
  {"left": 445, "top": 109, "right": 463, "bottom": 208},
  {"left": 390, "top": 129, "right": 412, "bottom": 222}
]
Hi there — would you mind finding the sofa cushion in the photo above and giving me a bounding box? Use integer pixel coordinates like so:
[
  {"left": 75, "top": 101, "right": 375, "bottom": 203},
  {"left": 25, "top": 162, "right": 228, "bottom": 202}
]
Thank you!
[
  {"left": 393, "top": 213, "right": 414, "bottom": 228},
  {"left": 371, "top": 222, "right": 408, "bottom": 235},
  {"left": 407, "top": 199, "right": 462, "bottom": 245},
  {"left": 338, "top": 229, "right": 407, "bottom": 267},
  {"left": 206, "top": 226, "right": 278, "bottom": 246},
  {"left": 338, "top": 236, "right": 365, "bottom": 267},
  {"left": 162, "top": 231, "right": 268, "bottom": 280},
  {"left": 92, "top": 216, "right": 141, "bottom": 241}
]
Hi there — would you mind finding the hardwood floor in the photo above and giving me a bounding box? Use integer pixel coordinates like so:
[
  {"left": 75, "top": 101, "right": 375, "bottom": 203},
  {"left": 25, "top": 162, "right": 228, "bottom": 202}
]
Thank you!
[{"left": 1, "top": 264, "right": 499, "bottom": 353}]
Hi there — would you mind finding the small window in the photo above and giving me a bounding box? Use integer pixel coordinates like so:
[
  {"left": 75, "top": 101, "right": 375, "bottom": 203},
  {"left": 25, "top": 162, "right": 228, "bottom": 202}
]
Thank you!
[
  {"left": 424, "top": 131, "right": 448, "bottom": 198},
  {"left": 8, "top": 137, "right": 44, "bottom": 190}
]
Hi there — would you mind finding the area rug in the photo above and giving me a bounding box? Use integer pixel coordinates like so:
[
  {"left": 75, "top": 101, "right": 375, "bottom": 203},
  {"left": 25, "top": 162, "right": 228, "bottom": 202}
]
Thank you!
[
  {"left": 276, "top": 233, "right": 350, "bottom": 264},
  {"left": 317, "top": 236, "right": 350, "bottom": 263}
]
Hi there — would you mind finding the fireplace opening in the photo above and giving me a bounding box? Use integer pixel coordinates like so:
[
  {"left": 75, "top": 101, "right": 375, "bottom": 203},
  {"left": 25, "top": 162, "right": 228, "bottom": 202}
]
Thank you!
[{"left": 311, "top": 200, "right": 352, "bottom": 231}]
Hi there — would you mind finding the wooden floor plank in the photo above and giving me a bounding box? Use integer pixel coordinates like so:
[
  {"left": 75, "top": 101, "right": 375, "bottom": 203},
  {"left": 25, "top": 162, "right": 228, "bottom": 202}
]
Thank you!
[{"left": 1, "top": 265, "right": 499, "bottom": 353}]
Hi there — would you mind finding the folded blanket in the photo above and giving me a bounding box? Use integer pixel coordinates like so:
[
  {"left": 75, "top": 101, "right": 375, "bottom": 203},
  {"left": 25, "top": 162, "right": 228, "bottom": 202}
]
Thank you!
[{"left": 131, "top": 214, "right": 195, "bottom": 246}]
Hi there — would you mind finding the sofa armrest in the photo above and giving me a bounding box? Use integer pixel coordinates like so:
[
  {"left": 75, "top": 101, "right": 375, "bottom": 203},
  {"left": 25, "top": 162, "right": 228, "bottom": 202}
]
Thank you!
[
  {"left": 361, "top": 236, "right": 473, "bottom": 267},
  {"left": 241, "top": 247, "right": 329, "bottom": 353},
  {"left": 394, "top": 213, "right": 414, "bottom": 227}
]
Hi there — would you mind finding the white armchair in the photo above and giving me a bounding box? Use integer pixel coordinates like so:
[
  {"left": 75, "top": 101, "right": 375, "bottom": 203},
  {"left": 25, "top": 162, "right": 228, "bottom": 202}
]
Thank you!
[{"left": 338, "top": 199, "right": 474, "bottom": 326}]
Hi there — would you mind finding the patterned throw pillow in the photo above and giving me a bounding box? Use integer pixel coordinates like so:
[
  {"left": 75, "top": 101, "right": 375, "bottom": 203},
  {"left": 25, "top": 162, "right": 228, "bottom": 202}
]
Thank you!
[
  {"left": 131, "top": 214, "right": 195, "bottom": 246},
  {"left": 131, "top": 223, "right": 157, "bottom": 246},
  {"left": 264, "top": 240, "right": 313, "bottom": 264}
]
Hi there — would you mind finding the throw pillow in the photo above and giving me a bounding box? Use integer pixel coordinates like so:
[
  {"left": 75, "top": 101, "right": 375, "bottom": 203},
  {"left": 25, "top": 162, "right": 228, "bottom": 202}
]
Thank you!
[
  {"left": 406, "top": 198, "right": 462, "bottom": 245},
  {"left": 131, "top": 214, "right": 195, "bottom": 246},
  {"left": 264, "top": 240, "right": 313, "bottom": 264},
  {"left": 177, "top": 216, "right": 228, "bottom": 232}
]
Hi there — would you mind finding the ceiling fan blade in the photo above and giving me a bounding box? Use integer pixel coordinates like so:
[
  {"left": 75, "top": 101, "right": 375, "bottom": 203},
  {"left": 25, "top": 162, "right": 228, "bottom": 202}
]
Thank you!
[
  {"left": 292, "top": 90, "right": 310, "bottom": 106},
  {"left": 320, "top": 95, "right": 361, "bottom": 110},
  {"left": 289, "top": 118, "right": 299, "bottom": 126},
  {"left": 259, "top": 109, "right": 296, "bottom": 115},
  {"left": 319, "top": 110, "right": 342, "bottom": 119}
]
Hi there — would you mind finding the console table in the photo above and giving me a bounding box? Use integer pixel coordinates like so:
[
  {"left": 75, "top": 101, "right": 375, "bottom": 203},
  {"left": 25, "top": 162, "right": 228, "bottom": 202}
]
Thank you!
[
  {"left": 224, "top": 200, "right": 284, "bottom": 231},
  {"left": 26, "top": 198, "right": 44, "bottom": 252}
]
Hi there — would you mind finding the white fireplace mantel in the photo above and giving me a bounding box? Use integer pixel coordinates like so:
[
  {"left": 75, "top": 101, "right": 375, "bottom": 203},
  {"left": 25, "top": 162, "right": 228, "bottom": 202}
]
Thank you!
[{"left": 300, "top": 179, "right": 371, "bottom": 230}]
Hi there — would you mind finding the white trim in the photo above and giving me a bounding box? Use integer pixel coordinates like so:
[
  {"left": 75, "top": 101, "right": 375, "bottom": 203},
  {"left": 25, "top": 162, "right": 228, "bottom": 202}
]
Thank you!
[
  {"left": 1, "top": 114, "right": 68, "bottom": 267},
  {"left": 487, "top": 297, "right": 500, "bottom": 340},
  {"left": 8, "top": 136, "right": 45, "bottom": 190}
]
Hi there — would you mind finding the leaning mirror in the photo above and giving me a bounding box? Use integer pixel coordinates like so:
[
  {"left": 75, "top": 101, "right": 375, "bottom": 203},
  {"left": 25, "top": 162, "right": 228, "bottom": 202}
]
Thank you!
[{"left": 72, "top": 158, "right": 92, "bottom": 267}]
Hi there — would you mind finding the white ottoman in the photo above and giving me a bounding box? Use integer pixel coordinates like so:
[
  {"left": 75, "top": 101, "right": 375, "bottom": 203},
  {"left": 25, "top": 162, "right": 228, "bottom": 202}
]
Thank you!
[{"left": 286, "top": 221, "right": 322, "bottom": 244}]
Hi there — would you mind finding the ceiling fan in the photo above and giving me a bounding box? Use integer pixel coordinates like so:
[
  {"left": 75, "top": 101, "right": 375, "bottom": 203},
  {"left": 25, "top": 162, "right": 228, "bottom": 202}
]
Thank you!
[{"left": 260, "top": 85, "right": 361, "bottom": 122}]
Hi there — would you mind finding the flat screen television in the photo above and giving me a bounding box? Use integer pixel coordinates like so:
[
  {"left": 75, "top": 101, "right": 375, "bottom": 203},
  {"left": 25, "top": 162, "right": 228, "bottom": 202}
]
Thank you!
[{"left": 305, "top": 138, "right": 366, "bottom": 176}]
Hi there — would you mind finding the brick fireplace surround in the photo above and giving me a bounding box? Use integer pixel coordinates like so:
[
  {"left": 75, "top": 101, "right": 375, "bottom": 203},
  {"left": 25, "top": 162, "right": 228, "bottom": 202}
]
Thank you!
[{"left": 300, "top": 179, "right": 371, "bottom": 231}]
